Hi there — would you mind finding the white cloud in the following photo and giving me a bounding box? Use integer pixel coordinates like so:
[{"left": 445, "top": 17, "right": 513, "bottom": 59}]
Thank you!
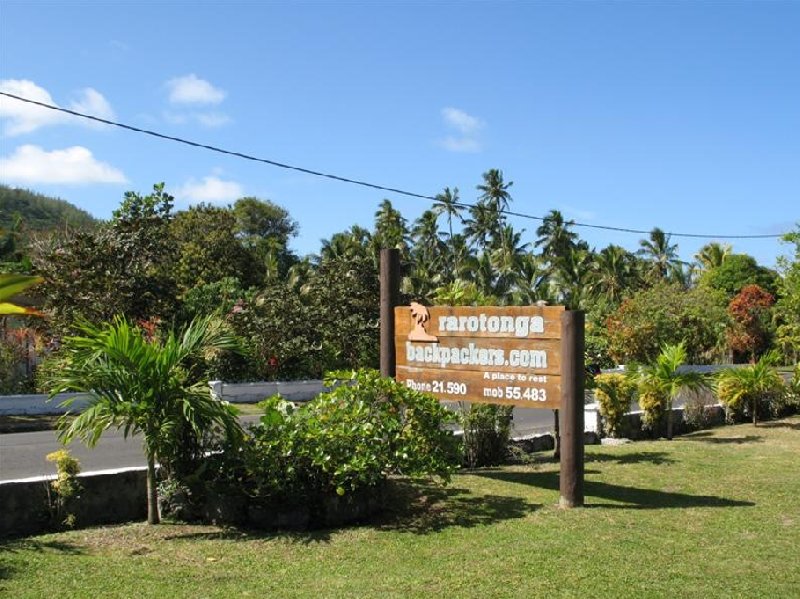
[
  {"left": 163, "top": 110, "right": 231, "bottom": 128},
  {"left": 195, "top": 112, "right": 232, "bottom": 128},
  {"left": 438, "top": 107, "right": 484, "bottom": 153},
  {"left": 166, "top": 74, "right": 226, "bottom": 105},
  {"left": 70, "top": 88, "right": 115, "bottom": 121},
  {"left": 175, "top": 176, "right": 243, "bottom": 203},
  {"left": 0, "top": 80, "right": 116, "bottom": 136},
  {"left": 0, "top": 145, "right": 128, "bottom": 185},
  {"left": 442, "top": 107, "right": 483, "bottom": 135}
]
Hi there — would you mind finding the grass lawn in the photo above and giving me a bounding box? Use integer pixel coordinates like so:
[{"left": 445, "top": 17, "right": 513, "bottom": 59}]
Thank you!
[{"left": 2, "top": 417, "right": 798, "bottom": 598}]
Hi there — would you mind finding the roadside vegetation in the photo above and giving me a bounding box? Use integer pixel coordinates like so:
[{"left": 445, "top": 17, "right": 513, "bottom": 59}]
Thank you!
[
  {"left": 1, "top": 175, "right": 797, "bottom": 536},
  {"left": 2, "top": 417, "right": 798, "bottom": 598}
]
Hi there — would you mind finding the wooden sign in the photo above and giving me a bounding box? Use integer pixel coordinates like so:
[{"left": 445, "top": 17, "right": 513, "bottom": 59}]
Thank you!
[{"left": 394, "top": 304, "right": 564, "bottom": 409}]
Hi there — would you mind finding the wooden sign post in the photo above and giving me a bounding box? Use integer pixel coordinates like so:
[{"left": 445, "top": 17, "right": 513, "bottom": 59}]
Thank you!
[{"left": 379, "top": 248, "right": 584, "bottom": 508}]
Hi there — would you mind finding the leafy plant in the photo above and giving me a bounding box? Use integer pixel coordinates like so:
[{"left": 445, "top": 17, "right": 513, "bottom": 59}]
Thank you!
[
  {"left": 216, "top": 369, "right": 458, "bottom": 510},
  {"left": 594, "top": 373, "right": 636, "bottom": 438},
  {"left": 461, "top": 403, "right": 514, "bottom": 468},
  {"left": 0, "top": 273, "right": 42, "bottom": 316},
  {"left": 715, "top": 352, "right": 784, "bottom": 425},
  {"left": 629, "top": 342, "right": 708, "bottom": 439},
  {"left": 46, "top": 315, "right": 244, "bottom": 524},
  {"left": 45, "top": 449, "right": 81, "bottom": 529}
]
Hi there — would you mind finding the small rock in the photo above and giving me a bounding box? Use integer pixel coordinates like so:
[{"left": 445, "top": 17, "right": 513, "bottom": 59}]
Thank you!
[{"left": 601, "top": 437, "right": 632, "bottom": 446}]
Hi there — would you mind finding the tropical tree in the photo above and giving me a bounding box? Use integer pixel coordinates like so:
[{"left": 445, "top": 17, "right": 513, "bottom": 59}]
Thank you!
[
  {"left": 535, "top": 210, "right": 578, "bottom": 267},
  {"left": 511, "top": 254, "right": 550, "bottom": 306},
  {"left": 373, "top": 199, "right": 409, "bottom": 253},
  {"left": 726, "top": 284, "right": 775, "bottom": 363},
  {"left": 775, "top": 225, "right": 800, "bottom": 362},
  {"left": 699, "top": 253, "right": 778, "bottom": 298},
  {"left": 630, "top": 342, "right": 707, "bottom": 440},
  {"left": 31, "top": 184, "right": 178, "bottom": 330},
  {"left": 476, "top": 168, "right": 513, "bottom": 221},
  {"left": 694, "top": 242, "right": 732, "bottom": 271},
  {"left": 551, "top": 243, "right": 594, "bottom": 310},
  {"left": 48, "top": 316, "right": 244, "bottom": 524},
  {"left": 490, "top": 224, "right": 529, "bottom": 300},
  {"left": 592, "top": 244, "right": 639, "bottom": 307},
  {"left": 464, "top": 201, "right": 500, "bottom": 252},
  {"left": 606, "top": 282, "right": 730, "bottom": 365},
  {"left": 716, "top": 352, "right": 784, "bottom": 425},
  {"left": 317, "top": 226, "right": 373, "bottom": 264},
  {"left": 433, "top": 187, "right": 465, "bottom": 256},
  {"left": 638, "top": 227, "right": 681, "bottom": 282}
]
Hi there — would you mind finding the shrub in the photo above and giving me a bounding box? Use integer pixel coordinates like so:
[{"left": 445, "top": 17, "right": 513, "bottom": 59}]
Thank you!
[
  {"left": 461, "top": 403, "right": 514, "bottom": 468},
  {"left": 45, "top": 449, "right": 81, "bottom": 529},
  {"left": 594, "top": 373, "right": 636, "bottom": 437},
  {"left": 209, "top": 369, "right": 459, "bottom": 510},
  {"left": 715, "top": 353, "right": 784, "bottom": 425},
  {"left": 637, "top": 382, "right": 665, "bottom": 432}
]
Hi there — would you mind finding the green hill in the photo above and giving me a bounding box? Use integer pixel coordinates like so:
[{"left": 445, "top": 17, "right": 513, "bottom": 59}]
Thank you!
[{"left": 0, "top": 185, "right": 97, "bottom": 232}]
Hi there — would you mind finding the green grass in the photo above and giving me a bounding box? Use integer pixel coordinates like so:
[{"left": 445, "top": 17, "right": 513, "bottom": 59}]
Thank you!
[{"left": 2, "top": 417, "right": 799, "bottom": 598}]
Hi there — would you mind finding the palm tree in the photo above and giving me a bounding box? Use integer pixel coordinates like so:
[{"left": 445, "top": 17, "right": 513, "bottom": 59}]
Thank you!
[
  {"left": 716, "top": 352, "right": 784, "bottom": 426},
  {"left": 638, "top": 227, "right": 680, "bottom": 281},
  {"left": 373, "top": 199, "right": 409, "bottom": 252},
  {"left": 490, "top": 224, "right": 529, "bottom": 300},
  {"left": 317, "top": 226, "right": 373, "bottom": 264},
  {"left": 48, "top": 316, "right": 244, "bottom": 524},
  {"left": 476, "top": 168, "right": 513, "bottom": 218},
  {"left": 445, "top": 233, "right": 476, "bottom": 283},
  {"left": 535, "top": 210, "right": 578, "bottom": 266},
  {"left": 592, "top": 245, "right": 638, "bottom": 306},
  {"left": 410, "top": 210, "right": 444, "bottom": 262},
  {"left": 511, "top": 254, "right": 550, "bottom": 306},
  {"left": 631, "top": 342, "right": 707, "bottom": 440},
  {"left": 464, "top": 201, "right": 500, "bottom": 252},
  {"left": 433, "top": 187, "right": 464, "bottom": 246},
  {"left": 694, "top": 242, "right": 732, "bottom": 271},
  {"left": 552, "top": 244, "right": 594, "bottom": 310}
]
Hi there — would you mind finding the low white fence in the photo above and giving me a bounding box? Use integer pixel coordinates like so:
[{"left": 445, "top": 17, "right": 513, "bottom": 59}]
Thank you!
[
  {"left": 208, "top": 380, "right": 326, "bottom": 403},
  {"left": 0, "top": 393, "right": 90, "bottom": 415}
]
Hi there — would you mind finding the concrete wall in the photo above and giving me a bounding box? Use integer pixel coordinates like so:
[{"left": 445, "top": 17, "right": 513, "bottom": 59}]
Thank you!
[
  {"left": 208, "top": 380, "right": 326, "bottom": 403},
  {"left": 0, "top": 380, "right": 327, "bottom": 416},
  {"left": 0, "top": 392, "right": 90, "bottom": 415},
  {"left": 0, "top": 467, "right": 146, "bottom": 539}
]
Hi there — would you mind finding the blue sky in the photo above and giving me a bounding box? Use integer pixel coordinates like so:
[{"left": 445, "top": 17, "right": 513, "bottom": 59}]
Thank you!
[{"left": 1, "top": 1, "right": 798, "bottom": 267}]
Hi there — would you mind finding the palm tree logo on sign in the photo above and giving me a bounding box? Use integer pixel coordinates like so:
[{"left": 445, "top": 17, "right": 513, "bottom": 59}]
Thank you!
[{"left": 408, "top": 302, "right": 438, "bottom": 342}]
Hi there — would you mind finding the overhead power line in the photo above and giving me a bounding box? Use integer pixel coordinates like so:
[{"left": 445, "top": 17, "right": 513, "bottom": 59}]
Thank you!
[{"left": 0, "top": 91, "right": 787, "bottom": 241}]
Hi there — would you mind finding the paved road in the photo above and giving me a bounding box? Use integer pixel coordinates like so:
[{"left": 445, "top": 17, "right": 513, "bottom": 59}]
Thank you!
[{"left": 0, "top": 408, "right": 556, "bottom": 482}]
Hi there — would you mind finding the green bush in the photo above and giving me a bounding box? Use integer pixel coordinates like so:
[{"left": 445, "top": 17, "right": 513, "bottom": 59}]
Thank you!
[
  {"left": 208, "top": 369, "right": 458, "bottom": 508},
  {"left": 594, "top": 373, "right": 636, "bottom": 437},
  {"left": 45, "top": 449, "right": 82, "bottom": 529},
  {"left": 461, "top": 403, "right": 514, "bottom": 468},
  {"left": 637, "top": 382, "right": 665, "bottom": 431}
]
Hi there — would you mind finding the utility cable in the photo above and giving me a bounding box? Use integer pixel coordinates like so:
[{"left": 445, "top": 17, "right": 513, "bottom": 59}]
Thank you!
[{"left": 0, "top": 91, "right": 788, "bottom": 240}]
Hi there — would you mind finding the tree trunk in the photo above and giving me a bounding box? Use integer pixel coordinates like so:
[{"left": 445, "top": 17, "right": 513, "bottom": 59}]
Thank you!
[
  {"left": 146, "top": 453, "right": 160, "bottom": 525},
  {"left": 752, "top": 398, "right": 758, "bottom": 427},
  {"left": 553, "top": 409, "right": 561, "bottom": 459}
]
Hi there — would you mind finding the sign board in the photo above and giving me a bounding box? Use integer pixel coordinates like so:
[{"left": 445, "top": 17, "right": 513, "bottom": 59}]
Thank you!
[{"left": 394, "top": 304, "right": 564, "bottom": 408}]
